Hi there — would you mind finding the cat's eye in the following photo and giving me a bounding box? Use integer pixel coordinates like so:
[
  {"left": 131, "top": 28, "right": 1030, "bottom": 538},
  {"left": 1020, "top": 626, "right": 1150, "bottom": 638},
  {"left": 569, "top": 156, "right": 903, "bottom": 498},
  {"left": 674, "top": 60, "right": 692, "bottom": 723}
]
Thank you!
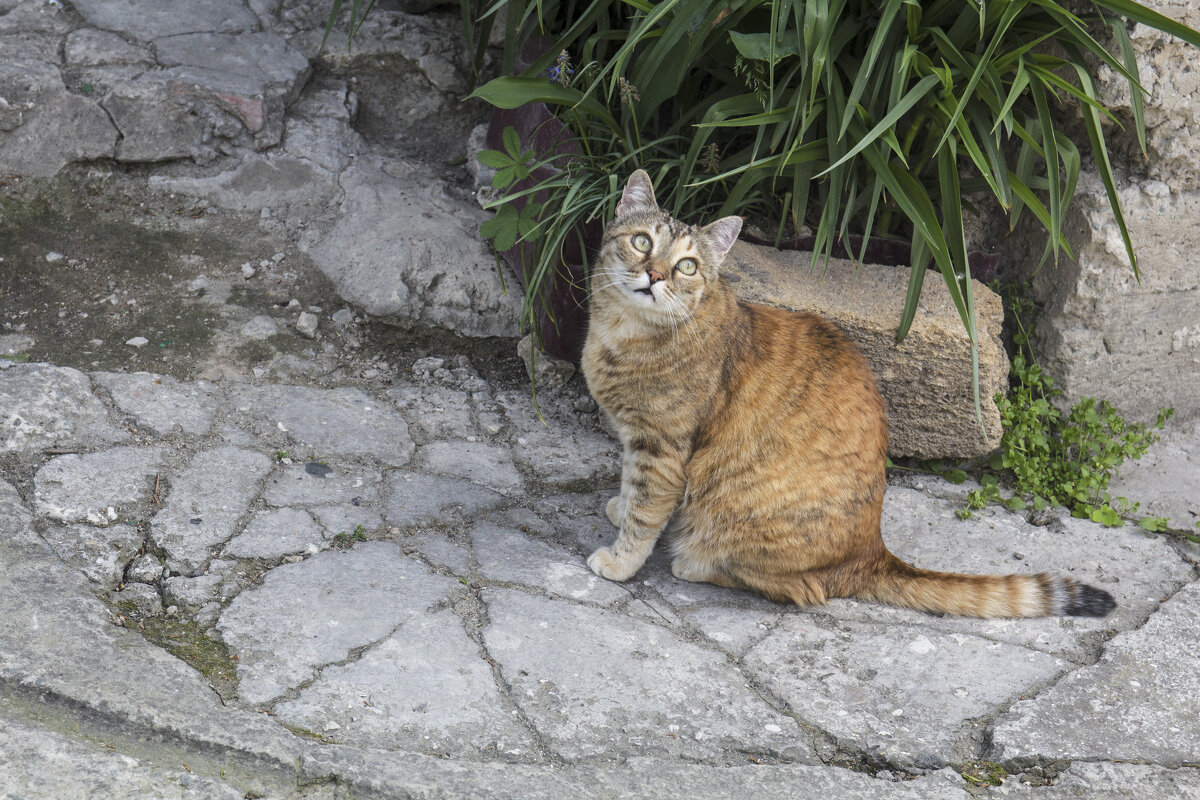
[
  {"left": 675, "top": 258, "right": 698, "bottom": 276},
  {"left": 631, "top": 233, "right": 652, "bottom": 253}
]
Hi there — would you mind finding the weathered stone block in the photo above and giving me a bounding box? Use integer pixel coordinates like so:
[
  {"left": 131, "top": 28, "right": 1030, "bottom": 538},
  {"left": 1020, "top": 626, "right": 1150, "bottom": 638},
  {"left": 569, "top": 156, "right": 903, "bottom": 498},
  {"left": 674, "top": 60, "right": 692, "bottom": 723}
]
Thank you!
[
  {"left": 1023, "top": 178, "right": 1200, "bottom": 423},
  {"left": 303, "top": 161, "right": 521, "bottom": 338},
  {"left": 724, "top": 242, "right": 1007, "bottom": 459}
]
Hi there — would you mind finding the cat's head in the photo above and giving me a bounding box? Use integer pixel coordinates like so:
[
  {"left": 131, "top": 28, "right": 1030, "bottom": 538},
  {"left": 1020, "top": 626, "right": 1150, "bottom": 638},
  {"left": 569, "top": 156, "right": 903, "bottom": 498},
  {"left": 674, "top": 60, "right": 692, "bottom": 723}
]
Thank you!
[{"left": 593, "top": 170, "right": 742, "bottom": 324}]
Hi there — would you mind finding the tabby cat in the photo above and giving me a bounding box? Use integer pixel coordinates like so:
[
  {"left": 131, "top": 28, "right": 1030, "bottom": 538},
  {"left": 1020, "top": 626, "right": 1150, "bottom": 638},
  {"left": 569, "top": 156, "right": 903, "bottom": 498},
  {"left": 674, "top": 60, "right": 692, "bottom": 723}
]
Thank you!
[{"left": 581, "top": 169, "right": 1115, "bottom": 618}]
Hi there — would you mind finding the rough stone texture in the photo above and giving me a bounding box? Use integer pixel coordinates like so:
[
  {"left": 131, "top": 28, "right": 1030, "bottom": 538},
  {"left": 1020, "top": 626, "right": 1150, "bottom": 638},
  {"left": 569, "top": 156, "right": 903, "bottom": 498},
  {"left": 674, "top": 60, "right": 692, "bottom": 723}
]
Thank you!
[
  {"left": 725, "top": 242, "right": 1007, "bottom": 459},
  {"left": 1109, "top": 417, "right": 1200, "bottom": 530},
  {"left": 517, "top": 333, "right": 576, "bottom": 390},
  {"left": 71, "top": 0, "right": 259, "bottom": 41},
  {"left": 499, "top": 391, "right": 621, "bottom": 488},
  {"left": 993, "top": 762, "right": 1200, "bottom": 798},
  {"left": 222, "top": 507, "right": 325, "bottom": 559},
  {"left": 95, "top": 372, "right": 223, "bottom": 435},
  {"left": 274, "top": 609, "right": 534, "bottom": 757},
  {"left": 1022, "top": 177, "right": 1200, "bottom": 423},
  {"left": 745, "top": 615, "right": 1065, "bottom": 770},
  {"left": 33, "top": 446, "right": 166, "bottom": 525},
  {"left": 0, "top": 364, "right": 127, "bottom": 451},
  {"left": 149, "top": 446, "right": 273, "bottom": 575},
  {"left": 0, "top": 715, "right": 245, "bottom": 800},
  {"left": 422, "top": 440, "right": 523, "bottom": 492},
  {"left": 991, "top": 579, "right": 1200, "bottom": 765},
  {"left": 303, "top": 161, "right": 521, "bottom": 338},
  {"left": 0, "top": 55, "right": 117, "bottom": 176},
  {"left": 41, "top": 521, "right": 144, "bottom": 588},
  {"left": 229, "top": 383, "right": 414, "bottom": 466},
  {"left": 470, "top": 521, "right": 628, "bottom": 606},
  {"left": 216, "top": 543, "right": 459, "bottom": 705},
  {"left": 299, "top": 750, "right": 969, "bottom": 800},
  {"left": 384, "top": 470, "right": 505, "bottom": 528},
  {"left": 261, "top": 462, "right": 380, "bottom": 508},
  {"left": 482, "top": 588, "right": 812, "bottom": 763}
]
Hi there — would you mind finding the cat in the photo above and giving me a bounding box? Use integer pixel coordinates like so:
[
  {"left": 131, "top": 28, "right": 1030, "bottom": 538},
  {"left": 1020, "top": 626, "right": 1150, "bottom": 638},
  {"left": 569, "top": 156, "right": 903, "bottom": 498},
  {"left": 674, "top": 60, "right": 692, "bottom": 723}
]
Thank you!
[{"left": 580, "top": 169, "right": 1116, "bottom": 618}]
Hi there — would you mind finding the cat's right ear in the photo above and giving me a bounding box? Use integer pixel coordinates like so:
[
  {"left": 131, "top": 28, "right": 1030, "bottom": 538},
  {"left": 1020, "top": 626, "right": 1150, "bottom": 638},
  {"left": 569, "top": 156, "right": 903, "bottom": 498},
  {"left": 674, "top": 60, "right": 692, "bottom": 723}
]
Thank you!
[{"left": 616, "top": 169, "right": 657, "bottom": 218}]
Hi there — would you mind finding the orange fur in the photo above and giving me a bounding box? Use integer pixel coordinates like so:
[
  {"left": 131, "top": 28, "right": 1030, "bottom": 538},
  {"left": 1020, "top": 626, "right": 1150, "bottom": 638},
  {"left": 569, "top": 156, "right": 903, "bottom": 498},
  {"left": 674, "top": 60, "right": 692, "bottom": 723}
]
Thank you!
[{"left": 581, "top": 171, "right": 1115, "bottom": 619}]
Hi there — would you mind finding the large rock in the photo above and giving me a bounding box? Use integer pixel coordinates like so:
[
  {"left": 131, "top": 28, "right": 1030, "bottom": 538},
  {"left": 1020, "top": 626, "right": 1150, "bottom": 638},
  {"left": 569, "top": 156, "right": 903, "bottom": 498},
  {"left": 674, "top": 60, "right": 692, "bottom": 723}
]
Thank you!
[
  {"left": 303, "top": 161, "right": 521, "bottom": 338},
  {"left": 0, "top": 364, "right": 127, "bottom": 452},
  {"left": 1014, "top": 2, "right": 1200, "bottom": 423},
  {"left": 725, "top": 242, "right": 1007, "bottom": 459},
  {"left": 1022, "top": 177, "right": 1200, "bottom": 424}
]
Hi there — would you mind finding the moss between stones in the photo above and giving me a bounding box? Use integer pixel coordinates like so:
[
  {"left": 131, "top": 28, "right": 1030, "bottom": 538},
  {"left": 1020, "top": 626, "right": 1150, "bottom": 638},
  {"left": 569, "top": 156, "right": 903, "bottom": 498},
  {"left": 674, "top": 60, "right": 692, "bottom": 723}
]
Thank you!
[
  {"left": 137, "top": 617, "right": 239, "bottom": 701},
  {"left": 959, "top": 760, "right": 1010, "bottom": 786}
]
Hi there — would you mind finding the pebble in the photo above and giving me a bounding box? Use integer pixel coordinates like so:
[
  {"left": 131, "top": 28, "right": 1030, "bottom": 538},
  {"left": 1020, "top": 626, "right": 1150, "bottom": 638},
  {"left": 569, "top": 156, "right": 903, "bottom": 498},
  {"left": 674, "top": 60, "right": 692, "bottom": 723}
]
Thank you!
[
  {"left": 331, "top": 308, "right": 354, "bottom": 327},
  {"left": 272, "top": 252, "right": 285, "bottom": 262},
  {"left": 126, "top": 337, "right": 149, "bottom": 348},
  {"left": 296, "top": 312, "right": 319, "bottom": 339},
  {"left": 241, "top": 262, "right": 256, "bottom": 279},
  {"left": 45, "top": 251, "right": 64, "bottom": 262}
]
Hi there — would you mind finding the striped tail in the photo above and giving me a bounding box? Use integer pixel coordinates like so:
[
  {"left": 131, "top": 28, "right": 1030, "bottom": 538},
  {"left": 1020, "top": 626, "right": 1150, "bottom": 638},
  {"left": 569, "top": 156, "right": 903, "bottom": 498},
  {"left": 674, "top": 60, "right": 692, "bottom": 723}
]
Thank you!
[{"left": 857, "top": 552, "right": 1116, "bottom": 619}]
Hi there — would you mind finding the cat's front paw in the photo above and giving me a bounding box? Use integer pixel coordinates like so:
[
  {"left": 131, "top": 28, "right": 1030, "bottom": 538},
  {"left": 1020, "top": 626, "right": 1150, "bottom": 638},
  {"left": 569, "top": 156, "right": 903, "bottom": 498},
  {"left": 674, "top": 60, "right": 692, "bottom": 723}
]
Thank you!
[{"left": 587, "top": 546, "right": 638, "bottom": 582}]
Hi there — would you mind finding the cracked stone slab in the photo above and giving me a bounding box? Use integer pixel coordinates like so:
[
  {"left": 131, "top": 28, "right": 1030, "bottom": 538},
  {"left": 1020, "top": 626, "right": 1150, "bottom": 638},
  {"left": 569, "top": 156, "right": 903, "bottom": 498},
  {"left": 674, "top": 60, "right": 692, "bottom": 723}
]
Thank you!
[
  {"left": 383, "top": 471, "right": 506, "bottom": 529},
  {"left": 499, "top": 392, "right": 620, "bottom": 488},
  {"left": 261, "top": 462, "right": 380, "bottom": 508},
  {"left": 222, "top": 507, "right": 324, "bottom": 560},
  {"left": 0, "top": 715, "right": 245, "bottom": 800},
  {"left": 33, "top": 446, "right": 167, "bottom": 525},
  {"left": 471, "top": 522, "right": 628, "bottom": 606},
  {"left": 40, "top": 522, "right": 144, "bottom": 588},
  {"left": 422, "top": 440, "right": 523, "bottom": 492},
  {"left": 991, "top": 762, "right": 1200, "bottom": 798},
  {"left": 216, "top": 542, "right": 459, "bottom": 705},
  {"left": 0, "top": 523, "right": 303, "bottom": 772},
  {"left": 149, "top": 446, "right": 273, "bottom": 576},
  {"left": 94, "top": 372, "right": 223, "bottom": 436},
  {"left": 274, "top": 609, "right": 534, "bottom": 757},
  {"left": 1108, "top": 416, "right": 1200, "bottom": 531},
  {"left": 229, "top": 384, "right": 414, "bottom": 466},
  {"left": 0, "top": 364, "right": 127, "bottom": 451},
  {"left": 817, "top": 487, "right": 1194, "bottom": 663},
  {"left": 744, "top": 615, "right": 1066, "bottom": 770},
  {"left": 481, "top": 588, "right": 813, "bottom": 763},
  {"left": 300, "top": 748, "right": 968, "bottom": 799},
  {"left": 990, "top": 578, "right": 1200, "bottom": 765},
  {"left": 388, "top": 381, "right": 477, "bottom": 440}
]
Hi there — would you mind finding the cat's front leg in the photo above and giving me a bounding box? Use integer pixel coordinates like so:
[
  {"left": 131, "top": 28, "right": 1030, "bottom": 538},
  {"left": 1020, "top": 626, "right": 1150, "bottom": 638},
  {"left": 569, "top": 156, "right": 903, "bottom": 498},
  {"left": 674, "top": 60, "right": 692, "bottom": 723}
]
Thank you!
[
  {"left": 604, "top": 441, "right": 636, "bottom": 527},
  {"left": 588, "top": 443, "right": 685, "bottom": 581}
]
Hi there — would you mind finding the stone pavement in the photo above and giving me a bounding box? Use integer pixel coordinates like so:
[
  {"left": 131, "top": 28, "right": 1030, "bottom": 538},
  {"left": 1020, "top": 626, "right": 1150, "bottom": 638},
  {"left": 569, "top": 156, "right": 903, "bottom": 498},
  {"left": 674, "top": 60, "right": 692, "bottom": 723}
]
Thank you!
[
  {"left": 1, "top": 0, "right": 1199, "bottom": 797},
  {"left": 1, "top": 355, "right": 1198, "bottom": 799}
]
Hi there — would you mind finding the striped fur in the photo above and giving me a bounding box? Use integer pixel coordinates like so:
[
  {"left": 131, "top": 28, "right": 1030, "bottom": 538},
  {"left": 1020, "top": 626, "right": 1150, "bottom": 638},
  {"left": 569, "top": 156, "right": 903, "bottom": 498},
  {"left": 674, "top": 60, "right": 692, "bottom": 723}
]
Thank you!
[{"left": 580, "top": 170, "right": 1116, "bottom": 619}]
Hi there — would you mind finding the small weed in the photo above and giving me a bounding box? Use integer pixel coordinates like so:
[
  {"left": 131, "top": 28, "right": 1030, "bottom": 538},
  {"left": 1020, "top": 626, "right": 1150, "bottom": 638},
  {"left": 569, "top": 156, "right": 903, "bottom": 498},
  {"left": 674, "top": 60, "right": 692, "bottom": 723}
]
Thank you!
[
  {"left": 958, "top": 293, "right": 1171, "bottom": 526},
  {"left": 959, "top": 760, "right": 1009, "bottom": 786},
  {"left": 1139, "top": 516, "right": 1170, "bottom": 532},
  {"left": 273, "top": 450, "right": 290, "bottom": 462},
  {"left": 0, "top": 353, "right": 31, "bottom": 363},
  {"left": 332, "top": 524, "right": 368, "bottom": 549}
]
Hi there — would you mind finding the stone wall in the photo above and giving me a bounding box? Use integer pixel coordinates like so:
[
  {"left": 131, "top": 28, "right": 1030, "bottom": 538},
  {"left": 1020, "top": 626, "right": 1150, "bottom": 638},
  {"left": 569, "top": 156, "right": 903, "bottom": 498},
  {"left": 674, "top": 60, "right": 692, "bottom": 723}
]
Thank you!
[{"left": 1010, "top": 2, "right": 1200, "bottom": 423}]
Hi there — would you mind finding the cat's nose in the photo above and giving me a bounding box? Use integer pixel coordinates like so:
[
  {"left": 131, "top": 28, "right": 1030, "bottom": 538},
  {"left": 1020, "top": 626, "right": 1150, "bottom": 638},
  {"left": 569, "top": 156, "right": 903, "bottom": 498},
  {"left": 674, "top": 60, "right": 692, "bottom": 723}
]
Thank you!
[{"left": 647, "top": 268, "right": 665, "bottom": 284}]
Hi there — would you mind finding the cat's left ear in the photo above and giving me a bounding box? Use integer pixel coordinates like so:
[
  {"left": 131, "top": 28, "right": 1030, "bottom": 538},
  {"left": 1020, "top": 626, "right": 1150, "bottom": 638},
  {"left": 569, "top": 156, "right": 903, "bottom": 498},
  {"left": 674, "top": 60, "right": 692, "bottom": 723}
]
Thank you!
[
  {"left": 702, "top": 216, "right": 743, "bottom": 259},
  {"left": 616, "top": 169, "right": 658, "bottom": 218}
]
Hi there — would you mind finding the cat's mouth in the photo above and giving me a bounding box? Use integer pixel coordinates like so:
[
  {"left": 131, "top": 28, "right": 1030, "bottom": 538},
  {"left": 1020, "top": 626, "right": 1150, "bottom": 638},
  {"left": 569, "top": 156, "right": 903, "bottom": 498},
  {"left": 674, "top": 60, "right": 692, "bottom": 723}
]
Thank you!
[{"left": 633, "top": 286, "right": 655, "bottom": 300}]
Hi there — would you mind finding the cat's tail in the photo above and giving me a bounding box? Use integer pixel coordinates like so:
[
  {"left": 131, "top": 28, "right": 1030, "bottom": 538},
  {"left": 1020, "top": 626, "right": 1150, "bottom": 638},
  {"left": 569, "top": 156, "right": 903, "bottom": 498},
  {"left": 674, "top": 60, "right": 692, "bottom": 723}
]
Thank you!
[{"left": 855, "top": 551, "right": 1116, "bottom": 618}]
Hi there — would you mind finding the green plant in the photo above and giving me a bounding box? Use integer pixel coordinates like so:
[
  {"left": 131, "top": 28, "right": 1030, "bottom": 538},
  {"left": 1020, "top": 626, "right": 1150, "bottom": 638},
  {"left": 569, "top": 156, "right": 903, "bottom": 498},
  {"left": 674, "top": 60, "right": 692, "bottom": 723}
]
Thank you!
[
  {"left": 332, "top": 524, "right": 368, "bottom": 549},
  {"left": 961, "top": 293, "right": 1171, "bottom": 524},
  {"left": 464, "top": 0, "right": 1200, "bottom": 410}
]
